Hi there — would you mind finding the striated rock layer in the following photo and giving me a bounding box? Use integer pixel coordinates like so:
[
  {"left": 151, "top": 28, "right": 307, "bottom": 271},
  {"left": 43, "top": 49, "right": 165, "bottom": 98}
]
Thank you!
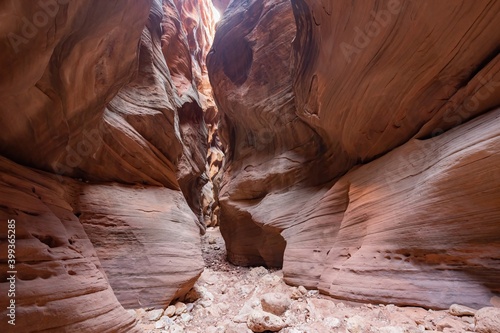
[
  {"left": 284, "top": 109, "right": 500, "bottom": 309},
  {"left": 0, "top": 0, "right": 217, "bottom": 331},
  {"left": 209, "top": 0, "right": 322, "bottom": 267},
  {"left": 161, "top": 0, "right": 223, "bottom": 225},
  {"left": 0, "top": 157, "right": 139, "bottom": 332},
  {"left": 77, "top": 183, "right": 203, "bottom": 309},
  {"left": 208, "top": 0, "right": 500, "bottom": 309}
]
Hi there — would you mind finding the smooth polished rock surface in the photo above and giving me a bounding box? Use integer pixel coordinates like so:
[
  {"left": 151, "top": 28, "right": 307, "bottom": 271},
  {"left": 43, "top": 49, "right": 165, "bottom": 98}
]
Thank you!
[{"left": 77, "top": 182, "right": 204, "bottom": 309}]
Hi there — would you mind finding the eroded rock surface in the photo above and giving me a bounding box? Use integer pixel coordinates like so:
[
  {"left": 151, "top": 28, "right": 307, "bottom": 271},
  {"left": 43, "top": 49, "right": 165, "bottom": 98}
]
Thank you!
[
  {"left": 209, "top": 0, "right": 316, "bottom": 268},
  {"left": 77, "top": 183, "right": 204, "bottom": 309},
  {"left": 284, "top": 109, "right": 500, "bottom": 309},
  {"left": 0, "top": 157, "right": 139, "bottom": 332},
  {"left": 208, "top": 0, "right": 500, "bottom": 308},
  {"left": 1, "top": 0, "right": 216, "bottom": 330}
]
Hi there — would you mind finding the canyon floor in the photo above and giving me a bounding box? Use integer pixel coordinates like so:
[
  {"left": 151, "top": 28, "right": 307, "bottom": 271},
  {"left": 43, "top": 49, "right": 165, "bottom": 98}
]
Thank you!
[{"left": 132, "top": 227, "right": 482, "bottom": 333}]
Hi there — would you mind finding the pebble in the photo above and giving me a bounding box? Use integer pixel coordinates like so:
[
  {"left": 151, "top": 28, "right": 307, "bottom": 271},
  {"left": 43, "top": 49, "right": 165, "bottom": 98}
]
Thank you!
[
  {"left": 261, "top": 292, "right": 291, "bottom": 316},
  {"left": 238, "top": 284, "right": 254, "bottom": 296},
  {"left": 164, "top": 305, "right": 176, "bottom": 317},
  {"left": 200, "top": 285, "right": 215, "bottom": 300},
  {"left": 220, "top": 284, "right": 228, "bottom": 294},
  {"left": 406, "top": 326, "right": 425, "bottom": 333},
  {"left": 168, "top": 324, "right": 184, "bottom": 333},
  {"left": 291, "top": 286, "right": 308, "bottom": 300},
  {"left": 147, "top": 309, "right": 164, "bottom": 321},
  {"left": 174, "top": 301, "right": 187, "bottom": 315},
  {"left": 307, "top": 290, "right": 319, "bottom": 297},
  {"left": 226, "top": 322, "right": 253, "bottom": 333},
  {"left": 346, "top": 315, "right": 367, "bottom": 333},
  {"left": 218, "top": 302, "right": 230, "bottom": 313},
  {"left": 155, "top": 316, "right": 174, "bottom": 329},
  {"left": 154, "top": 320, "right": 165, "bottom": 329},
  {"left": 386, "top": 304, "right": 396, "bottom": 312},
  {"left": 247, "top": 310, "right": 286, "bottom": 332},
  {"left": 200, "top": 299, "right": 213, "bottom": 308},
  {"left": 324, "top": 316, "right": 341, "bottom": 329},
  {"left": 248, "top": 266, "right": 269, "bottom": 278},
  {"left": 234, "top": 297, "right": 260, "bottom": 323},
  {"left": 206, "top": 306, "right": 221, "bottom": 317},
  {"left": 186, "top": 302, "right": 195, "bottom": 312},
  {"left": 290, "top": 287, "right": 302, "bottom": 300},
  {"left": 180, "top": 313, "right": 193, "bottom": 322},
  {"left": 233, "top": 314, "right": 249, "bottom": 324},
  {"left": 260, "top": 274, "right": 281, "bottom": 287},
  {"left": 449, "top": 304, "right": 476, "bottom": 317},
  {"left": 436, "top": 316, "right": 464, "bottom": 332}
]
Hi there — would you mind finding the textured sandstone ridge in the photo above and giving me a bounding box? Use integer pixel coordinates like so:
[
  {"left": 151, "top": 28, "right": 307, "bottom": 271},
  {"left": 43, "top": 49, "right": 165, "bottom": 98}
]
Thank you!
[
  {"left": 0, "top": 0, "right": 155, "bottom": 184},
  {"left": 161, "top": 0, "right": 224, "bottom": 225},
  {"left": 0, "top": 157, "right": 139, "bottom": 332},
  {"left": 283, "top": 109, "right": 500, "bottom": 309},
  {"left": 208, "top": 0, "right": 322, "bottom": 267},
  {"left": 0, "top": 0, "right": 216, "bottom": 331},
  {"left": 77, "top": 183, "right": 203, "bottom": 309},
  {"left": 208, "top": 0, "right": 500, "bottom": 308}
]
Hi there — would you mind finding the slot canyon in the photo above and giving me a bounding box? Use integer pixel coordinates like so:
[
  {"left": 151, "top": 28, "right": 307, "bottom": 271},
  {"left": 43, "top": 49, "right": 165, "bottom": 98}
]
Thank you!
[{"left": 0, "top": 0, "right": 499, "bottom": 332}]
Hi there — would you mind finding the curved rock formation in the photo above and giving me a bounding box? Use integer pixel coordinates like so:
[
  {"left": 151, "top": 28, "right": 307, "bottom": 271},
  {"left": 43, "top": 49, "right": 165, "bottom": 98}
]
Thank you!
[
  {"left": 161, "top": 0, "right": 223, "bottom": 224},
  {"left": 0, "top": 0, "right": 157, "bottom": 184},
  {"left": 0, "top": 158, "right": 139, "bottom": 333},
  {"left": 208, "top": 0, "right": 323, "bottom": 267},
  {"left": 1, "top": 0, "right": 216, "bottom": 331},
  {"left": 208, "top": 0, "right": 500, "bottom": 309},
  {"left": 77, "top": 182, "right": 203, "bottom": 309},
  {"left": 284, "top": 109, "right": 500, "bottom": 309}
]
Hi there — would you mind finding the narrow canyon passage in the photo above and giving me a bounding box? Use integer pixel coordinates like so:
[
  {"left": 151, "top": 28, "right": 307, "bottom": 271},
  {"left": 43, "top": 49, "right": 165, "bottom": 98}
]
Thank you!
[{"left": 0, "top": 0, "right": 500, "bottom": 333}]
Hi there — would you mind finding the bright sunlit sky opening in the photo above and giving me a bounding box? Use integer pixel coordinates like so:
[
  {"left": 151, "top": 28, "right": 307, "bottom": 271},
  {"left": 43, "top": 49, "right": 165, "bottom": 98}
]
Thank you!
[{"left": 211, "top": 5, "right": 221, "bottom": 23}]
